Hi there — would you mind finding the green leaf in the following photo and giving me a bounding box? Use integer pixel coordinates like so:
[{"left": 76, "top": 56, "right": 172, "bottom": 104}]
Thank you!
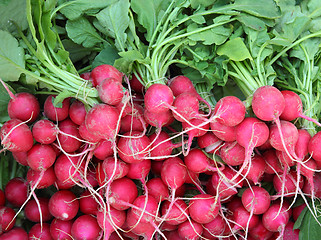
[
  {"left": 0, "top": 82, "right": 11, "bottom": 123},
  {"left": 217, "top": 37, "right": 252, "bottom": 61},
  {"left": 59, "top": 0, "right": 118, "bottom": 20},
  {"left": 131, "top": 0, "right": 172, "bottom": 41},
  {"left": 297, "top": 202, "right": 321, "bottom": 240},
  {"left": 96, "top": 0, "right": 130, "bottom": 51},
  {"left": 237, "top": 14, "right": 267, "bottom": 31},
  {"left": 66, "top": 17, "right": 104, "bottom": 48},
  {"left": 53, "top": 90, "right": 74, "bottom": 107},
  {"left": 92, "top": 46, "right": 120, "bottom": 69},
  {"left": 232, "top": 0, "right": 281, "bottom": 19},
  {"left": 0, "top": 0, "right": 28, "bottom": 33},
  {"left": 0, "top": 30, "right": 25, "bottom": 82},
  {"left": 190, "top": 0, "right": 216, "bottom": 9}
]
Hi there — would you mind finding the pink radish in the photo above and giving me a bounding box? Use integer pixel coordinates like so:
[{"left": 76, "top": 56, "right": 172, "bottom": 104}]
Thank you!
[
  {"left": 120, "top": 104, "right": 147, "bottom": 133},
  {"left": 308, "top": 131, "right": 321, "bottom": 162},
  {"left": 263, "top": 149, "right": 283, "bottom": 174},
  {"left": 91, "top": 64, "right": 123, "bottom": 87},
  {"left": 177, "top": 219, "right": 203, "bottom": 240},
  {"left": 97, "top": 207, "right": 126, "bottom": 239},
  {"left": 241, "top": 154, "right": 266, "bottom": 184},
  {"left": 27, "top": 167, "right": 56, "bottom": 189},
  {"left": 79, "top": 190, "right": 99, "bottom": 215},
  {"left": 125, "top": 210, "right": 156, "bottom": 239},
  {"left": 85, "top": 103, "right": 120, "bottom": 140},
  {"left": 12, "top": 151, "right": 28, "bottom": 166},
  {"left": 232, "top": 205, "right": 259, "bottom": 231},
  {"left": 249, "top": 220, "right": 274, "bottom": 240},
  {"left": 102, "top": 157, "right": 129, "bottom": 182},
  {"left": 171, "top": 92, "right": 201, "bottom": 122},
  {"left": 280, "top": 90, "right": 321, "bottom": 126},
  {"left": 0, "top": 189, "right": 4, "bottom": 206},
  {"left": 146, "top": 178, "right": 169, "bottom": 202},
  {"left": 161, "top": 157, "right": 187, "bottom": 192},
  {"left": 0, "top": 119, "right": 34, "bottom": 152},
  {"left": 0, "top": 227, "right": 28, "bottom": 239},
  {"left": 50, "top": 218, "right": 73, "bottom": 240},
  {"left": 161, "top": 199, "right": 189, "bottom": 225},
  {"left": 273, "top": 170, "right": 304, "bottom": 197},
  {"left": 44, "top": 95, "right": 70, "bottom": 122},
  {"left": 78, "top": 121, "right": 102, "bottom": 143},
  {"left": 220, "top": 141, "right": 245, "bottom": 166},
  {"left": 144, "top": 83, "right": 174, "bottom": 114},
  {"left": 241, "top": 186, "right": 271, "bottom": 215},
  {"left": 71, "top": 215, "right": 101, "bottom": 240},
  {"left": 210, "top": 119, "right": 237, "bottom": 142},
  {"left": 27, "top": 143, "right": 56, "bottom": 171},
  {"left": 48, "top": 190, "right": 79, "bottom": 221},
  {"left": 129, "top": 73, "right": 145, "bottom": 93},
  {"left": 32, "top": 119, "right": 57, "bottom": 144},
  {"left": 98, "top": 77, "right": 124, "bottom": 106},
  {"left": 93, "top": 139, "right": 113, "bottom": 160},
  {"left": 202, "top": 214, "right": 228, "bottom": 238},
  {"left": 197, "top": 132, "right": 223, "bottom": 154},
  {"left": 24, "top": 197, "right": 52, "bottom": 222},
  {"left": 69, "top": 100, "right": 86, "bottom": 125},
  {"left": 144, "top": 109, "right": 174, "bottom": 130},
  {"left": 28, "top": 223, "right": 52, "bottom": 240},
  {"left": 129, "top": 195, "right": 159, "bottom": 223},
  {"left": 213, "top": 96, "right": 246, "bottom": 127}
]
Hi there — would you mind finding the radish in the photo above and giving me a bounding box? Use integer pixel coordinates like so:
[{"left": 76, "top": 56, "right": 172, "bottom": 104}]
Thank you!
[
  {"left": 273, "top": 170, "right": 304, "bottom": 197},
  {"left": 262, "top": 201, "right": 291, "bottom": 235},
  {"left": 27, "top": 167, "right": 56, "bottom": 189},
  {"left": 249, "top": 220, "right": 274, "bottom": 240},
  {"left": 120, "top": 104, "right": 147, "bottom": 133},
  {"left": 71, "top": 215, "right": 101, "bottom": 240},
  {"left": 48, "top": 190, "right": 79, "bottom": 221},
  {"left": 108, "top": 177, "right": 138, "bottom": 210},
  {"left": 0, "top": 189, "right": 4, "bottom": 206},
  {"left": 280, "top": 90, "right": 321, "bottom": 126},
  {"left": 0, "top": 206, "right": 16, "bottom": 234},
  {"left": 24, "top": 197, "right": 52, "bottom": 222},
  {"left": 97, "top": 207, "right": 126, "bottom": 239},
  {"left": 50, "top": 218, "right": 73, "bottom": 240},
  {"left": 188, "top": 193, "right": 219, "bottom": 224},
  {"left": 263, "top": 149, "right": 283, "bottom": 174},
  {"left": 292, "top": 203, "right": 306, "bottom": 221},
  {"left": 97, "top": 77, "right": 124, "bottom": 106},
  {"left": 282, "top": 221, "right": 300, "bottom": 240},
  {"left": 79, "top": 189, "right": 99, "bottom": 215},
  {"left": 308, "top": 131, "right": 321, "bottom": 162},
  {"left": 240, "top": 154, "right": 266, "bottom": 184},
  {"left": 93, "top": 139, "right": 113, "bottom": 160},
  {"left": 69, "top": 100, "right": 86, "bottom": 125},
  {"left": 78, "top": 121, "right": 102, "bottom": 143},
  {"left": 4, "top": 177, "right": 28, "bottom": 207},
  {"left": 241, "top": 186, "right": 271, "bottom": 215},
  {"left": 85, "top": 103, "right": 120, "bottom": 140},
  {"left": 146, "top": 178, "right": 169, "bottom": 202},
  {"left": 28, "top": 223, "right": 52, "bottom": 240},
  {"left": 57, "top": 118, "right": 82, "bottom": 153},
  {"left": 161, "top": 199, "right": 189, "bottom": 225},
  {"left": 202, "top": 214, "right": 228, "bottom": 238},
  {"left": 144, "top": 108, "right": 174, "bottom": 130},
  {"left": 126, "top": 159, "right": 151, "bottom": 183},
  {"left": 184, "top": 148, "right": 222, "bottom": 173},
  {"left": 117, "top": 131, "right": 151, "bottom": 163},
  {"left": 11, "top": 151, "right": 28, "bottom": 166},
  {"left": 210, "top": 119, "right": 237, "bottom": 142},
  {"left": 177, "top": 219, "right": 203, "bottom": 240},
  {"left": 171, "top": 92, "right": 201, "bottom": 122},
  {"left": 101, "top": 157, "right": 129, "bottom": 181},
  {"left": 220, "top": 141, "right": 245, "bottom": 166},
  {"left": 44, "top": 95, "right": 70, "bottom": 122},
  {"left": 213, "top": 96, "right": 246, "bottom": 127},
  {"left": 0, "top": 119, "right": 34, "bottom": 152},
  {"left": 129, "top": 73, "right": 145, "bottom": 93},
  {"left": 129, "top": 195, "right": 159, "bottom": 224},
  {"left": 144, "top": 83, "right": 174, "bottom": 114},
  {"left": 125, "top": 210, "right": 156, "bottom": 239},
  {"left": 91, "top": 64, "right": 123, "bottom": 87},
  {"left": 232, "top": 205, "right": 259, "bottom": 231},
  {"left": 197, "top": 132, "right": 223, "bottom": 154},
  {"left": 0, "top": 227, "right": 28, "bottom": 240},
  {"left": 27, "top": 143, "right": 56, "bottom": 171},
  {"left": 32, "top": 119, "right": 57, "bottom": 144}
]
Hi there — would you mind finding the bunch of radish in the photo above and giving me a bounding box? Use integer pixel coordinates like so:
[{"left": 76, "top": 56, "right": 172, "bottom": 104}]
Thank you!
[{"left": 0, "top": 64, "right": 320, "bottom": 240}]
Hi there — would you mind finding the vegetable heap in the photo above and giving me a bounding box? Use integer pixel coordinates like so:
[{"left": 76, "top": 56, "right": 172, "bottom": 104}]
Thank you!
[{"left": 1, "top": 0, "right": 321, "bottom": 239}]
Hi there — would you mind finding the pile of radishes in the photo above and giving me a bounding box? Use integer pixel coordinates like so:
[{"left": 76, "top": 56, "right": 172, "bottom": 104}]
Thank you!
[{"left": 0, "top": 64, "right": 320, "bottom": 240}]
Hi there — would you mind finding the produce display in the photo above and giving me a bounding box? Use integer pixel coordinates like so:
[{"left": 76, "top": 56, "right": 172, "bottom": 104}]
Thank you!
[{"left": 1, "top": 0, "right": 321, "bottom": 239}]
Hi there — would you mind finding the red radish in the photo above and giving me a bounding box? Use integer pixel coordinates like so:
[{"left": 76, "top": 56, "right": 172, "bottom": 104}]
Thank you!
[
  {"left": 0, "top": 206, "right": 15, "bottom": 234},
  {"left": 71, "top": 215, "right": 101, "bottom": 240},
  {"left": 249, "top": 220, "right": 274, "bottom": 240},
  {"left": 308, "top": 131, "right": 321, "bottom": 162},
  {"left": 213, "top": 96, "right": 246, "bottom": 127},
  {"left": 232, "top": 205, "right": 259, "bottom": 231},
  {"left": 44, "top": 95, "right": 70, "bottom": 122},
  {"left": 6, "top": 91, "right": 40, "bottom": 123},
  {"left": 12, "top": 151, "right": 28, "bottom": 166},
  {"left": 69, "top": 100, "right": 86, "bottom": 125},
  {"left": 262, "top": 201, "right": 291, "bottom": 234},
  {"left": 28, "top": 223, "right": 52, "bottom": 240},
  {"left": 161, "top": 199, "right": 189, "bottom": 225},
  {"left": 144, "top": 83, "right": 174, "bottom": 114},
  {"left": 130, "top": 73, "right": 145, "bottom": 93},
  {"left": 220, "top": 141, "right": 245, "bottom": 166},
  {"left": 97, "top": 77, "right": 124, "bottom": 106},
  {"left": 273, "top": 170, "right": 304, "bottom": 197},
  {"left": 97, "top": 207, "right": 126, "bottom": 239},
  {"left": 78, "top": 121, "right": 102, "bottom": 143},
  {"left": 197, "top": 132, "right": 222, "bottom": 154},
  {"left": 126, "top": 159, "right": 151, "bottom": 181},
  {"left": 241, "top": 186, "right": 271, "bottom": 215},
  {"left": 276, "top": 150, "right": 295, "bottom": 168},
  {"left": 120, "top": 104, "right": 147, "bottom": 133},
  {"left": 161, "top": 157, "right": 187, "bottom": 191},
  {"left": 102, "top": 157, "right": 129, "bottom": 181},
  {"left": 91, "top": 64, "right": 123, "bottom": 87},
  {"left": 32, "top": 119, "right": 57, "bottom": 144},
  {"left": 108, "top": 177, "right": 138, "bottom": 210},
  {"left": 182, "top": 117, "right": 210, "bottom": 155},
  {"left": 144, "top": 109, "right": 174, "bottom": 130},
  {"left": 27, "top": 167, "right": 56, "bottom": 189},
  {"left": 80, "top": 72, "right": 91, "bottom": 80},
  {"left": 79, "top": 190, "right": 99, "bottom": 215},
  {"left": 125, "top": 210, "right": 156, "bottom": 239},
  {"left": 171, "top": 92, "right": 201, "bottom": 122},
  {"left": 188, "top": 193, "right": 219, "bottom": 224},
  {"left": 202, "top": 214, "right": 227, "bottom": 238},
  {"left": 226, "top": 196, "right": 243, "bottom": 212},
  {"left": 263, "top": 149, "right": 283, "bottom": 174},
  {"left": 241, "top": 154, "right": 266, "bottom": 184},
  {"left": 24, "top": 197, "right": 52, "bottom": 222},
  {"left": 292, "top": 203, "right": 306, "bottom": 221},
  {"left": 0, "top": 227, "right": 28, "bottom": 240},
  {"left": 303, "top": 172, "right": 321, "bottom": 198},
  {"left": 93, "top": 139, "right": 113, "bottom": 160},
  {"left": 282, "top": 221, "right": 300, "bottom": 240},
  {"left": 117, "top": 131, "right": 151, "bottom": 163},
  {"left": 149, "top": 131, "right": 180, "bottom": 161},
  {"left": 27, "top": 143, "right": 56, "bottom": 171},
  {"left": 57, "top": 118, "right": 82, "bottom": 153},
  {"left": 0, "top": 189, "right": 4, "bottom": 206},
  {"left": 48, "top": 190, "right": 79, "bottom": 221},
  {"left": 177, "top": 219, "right": 203, "bottom": 240},
  {"left": 4, "top": 177, "right": 28, "bottom": 207},
  {"left": 295, "top": 129, "right": 311, "bottom": 159},
  {"left": 146, "top": 178, "right": 169, "bottom": 202},
  {"left": 50, "top": 218, "right": 73, "bottom": 240},
  {"left": 164, "top": 230, "right": 183, "bottom": 240},
  {"left": 151, "top": 160, "right": 163, "bottom": 176},
  {"left": 0, "top": 119, "right": 34, "bottom": 152},
  {"left": 210, "top": 119, "right": 237, "bottom": 142},
  {"left": 85, "top": 103, "right": 120, "bottom": 140},
  {"left": 129, "top": 195, "right": 159, "bottom": 223},
  {"left": 280, "top": 90, "right": 321, "bottom": 126},
  {"left": 184, "top": 148, "right": 222, "bottom": 173}
]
